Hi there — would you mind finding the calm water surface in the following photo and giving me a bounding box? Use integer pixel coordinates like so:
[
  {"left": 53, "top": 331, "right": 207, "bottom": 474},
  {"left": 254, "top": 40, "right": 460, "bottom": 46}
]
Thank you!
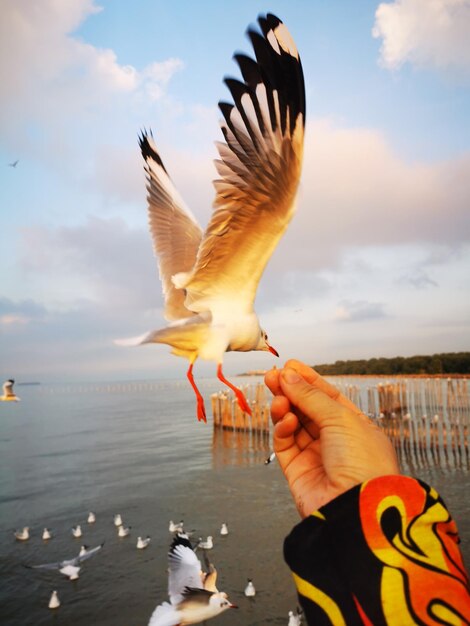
[{"left": 1, "top": 378, "right": 469, "bottom": 626}]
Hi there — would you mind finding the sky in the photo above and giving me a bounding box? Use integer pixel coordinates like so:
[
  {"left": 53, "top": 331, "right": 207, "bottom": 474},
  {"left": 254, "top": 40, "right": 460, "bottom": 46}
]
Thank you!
[{"left": 1, "top": 0, "right": 469, "bottom": 383}]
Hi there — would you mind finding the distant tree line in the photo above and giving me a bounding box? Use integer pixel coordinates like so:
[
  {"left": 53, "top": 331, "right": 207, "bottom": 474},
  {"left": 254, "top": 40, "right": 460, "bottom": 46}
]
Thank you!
[{"left": 312, "top": 352, "right": 470, "bottom": 376}]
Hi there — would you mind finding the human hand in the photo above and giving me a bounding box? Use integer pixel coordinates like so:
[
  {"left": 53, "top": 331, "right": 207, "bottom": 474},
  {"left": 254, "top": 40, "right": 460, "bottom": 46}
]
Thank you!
[{"left": 265, "top": 359, "right": 400, "bottom": 518}]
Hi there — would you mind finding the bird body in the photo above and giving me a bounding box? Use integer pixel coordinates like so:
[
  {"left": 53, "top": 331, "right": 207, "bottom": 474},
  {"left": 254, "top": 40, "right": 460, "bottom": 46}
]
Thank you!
[
  {"left": 42, "top": 528, "right": 52, "bottom": 540},
  {"left": 119, "top": 13, "right": 304, "bottom": 423},
  {"left": 220, "top": 523, "right": 228, "bottom": 536},
  {"left": 137, "top": 536, "right": 151, "bottom": 549},
  {"left": 14, "top": 527, "right": 30, "bottom": 541},
  {"left": 114, "top": 514, "right": 123, "bottom": 527},
  {"left": 197, "top": 536, "right": 213, "bottom": 550},
  {"left": 1, "top": 379, "right": 19, "bottom": 401},
  {"left": 288, "top": 608, "right": 302, "bottom": 625},
  {"left": 118, "top": 525, "right": 131, "bottom": 537},
  {"left": 169, "top": 520, "right": 184, "bottom": 533},
  {"left": 148, "top": 535, "right": 236, "bottom": 625},
  {"left": 244, "top": 579, "right": 256, "bottom": 597},
  {"left": 71, "top": 525, "right": 82, "bottom": 538},
  {"left": 87, "top": 511, "right": 96, "bottom": 523},
  {"left": 48, "top": 590, "right": 60, "bottom": 609},
  {"left": 79, "top": 545, "right": 89, "bottom": 557},
  {"left": 29, "top": 542, "right": 104, "bottom": 580}
]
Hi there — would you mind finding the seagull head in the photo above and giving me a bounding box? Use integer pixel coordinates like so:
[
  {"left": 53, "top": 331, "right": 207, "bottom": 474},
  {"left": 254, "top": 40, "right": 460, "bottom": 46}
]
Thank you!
[
  {"left": 210, "top": 592, "right": 238, "bottom": 612},
  {"left": 257, "top": 329, "right": 279, "bottom": 357}
]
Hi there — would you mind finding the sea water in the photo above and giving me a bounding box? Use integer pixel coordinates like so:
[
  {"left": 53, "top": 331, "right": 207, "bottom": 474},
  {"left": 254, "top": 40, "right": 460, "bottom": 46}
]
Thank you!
[{"left": 1, "top": 378, "right": 469, "bottom": 626}]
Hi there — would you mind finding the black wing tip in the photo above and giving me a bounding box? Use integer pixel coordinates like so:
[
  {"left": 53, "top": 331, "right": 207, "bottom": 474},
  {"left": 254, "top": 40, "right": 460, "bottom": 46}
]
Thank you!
[
  {"left": 139, "top": 130, "right": 168, "bottom": 174},
  {"left": 169, "top": 534, "right": 194, "bottom": 553}
]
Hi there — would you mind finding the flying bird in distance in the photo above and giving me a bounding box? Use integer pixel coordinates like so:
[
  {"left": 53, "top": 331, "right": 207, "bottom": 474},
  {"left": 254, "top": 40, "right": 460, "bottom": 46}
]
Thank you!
[
  {"left": 119, "top": 13, "right": 305, "bottom": 422},
  {"left": 27, "top": 543, "right": 104, "bottom": 581},
  {"left": 8, "top": 159, "right": 19, "bottom": 168}
]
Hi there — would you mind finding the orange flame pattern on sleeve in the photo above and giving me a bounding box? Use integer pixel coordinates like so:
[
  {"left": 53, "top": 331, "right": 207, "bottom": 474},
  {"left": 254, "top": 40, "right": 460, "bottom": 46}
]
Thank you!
[{"left": 359, "top": 476, "right": 470, "bottom": 625}]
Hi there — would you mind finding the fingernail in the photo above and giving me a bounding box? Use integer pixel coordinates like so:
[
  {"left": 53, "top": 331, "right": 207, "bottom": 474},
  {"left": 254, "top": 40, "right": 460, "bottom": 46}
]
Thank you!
[{"left": 282, "top": 368, "right": 301, "bottom": 384}]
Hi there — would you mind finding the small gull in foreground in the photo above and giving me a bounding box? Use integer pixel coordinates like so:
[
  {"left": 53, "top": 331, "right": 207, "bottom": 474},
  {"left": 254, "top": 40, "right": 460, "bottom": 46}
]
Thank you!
[
  {"left": 48, "top": 590, "right": 60, "bottom": 609},
  {"left": 137, "top": 536, "right": 151, "bottom": 549},
  {"left": 244, "top": 579, "right": 256, "bottom": 597},
  {"left": 118, "top": 525, "right": 131, "bottom": 538},
  {"left": 42, "top": 528, "right": 52, "bottom": 541},
  {"left": 14, "top": 527, "right": 30, "bottom": 541},
  {"left": 87, "top": 512, "right": 96, "bottom": 524},
  {"left": 28, "top": 542, "right": 104, "bottom": 581},
  {"left": 220, "top": 523, "right": 228, "bottom": 536},
  {"left": 71, "top": 525, "right": 82, "bottom": 538},
  {"left": 148, "top": 535, "right": 237, "bottom": 625},
  {"left": 114, "top": 514, "right": 123, "bottom": 527},
  {"left": 117, "top": 12, "right": 305, "bottom": 423}
]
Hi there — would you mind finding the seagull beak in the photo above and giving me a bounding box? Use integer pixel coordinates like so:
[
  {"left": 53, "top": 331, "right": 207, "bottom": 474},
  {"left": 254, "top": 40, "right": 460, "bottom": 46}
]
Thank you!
[
  {"left": 267, "top": 344, "right": 279, "bottom": 357},
  {"left": 229, "top": 603, "right": 238, "bottom": 609}
]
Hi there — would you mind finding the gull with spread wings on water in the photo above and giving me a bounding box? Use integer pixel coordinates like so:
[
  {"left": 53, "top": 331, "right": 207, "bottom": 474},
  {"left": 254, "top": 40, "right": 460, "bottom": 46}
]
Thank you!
[{"left": 118, "top": 13, "right": 305, "bottom": 422}]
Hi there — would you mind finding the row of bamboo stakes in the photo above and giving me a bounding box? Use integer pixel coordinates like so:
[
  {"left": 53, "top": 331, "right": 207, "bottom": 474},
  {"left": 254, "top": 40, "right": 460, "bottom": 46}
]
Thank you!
[{"left": 212, "top": 378, "right": 470, "bottom": 471}]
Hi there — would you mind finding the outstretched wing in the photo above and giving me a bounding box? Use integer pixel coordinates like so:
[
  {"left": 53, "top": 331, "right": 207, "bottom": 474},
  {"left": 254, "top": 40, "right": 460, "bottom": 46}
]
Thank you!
[
  {"left": 167, "top": 536, "right": 203, "bottom": 605},
  {"left": 76, "top": 542, "right": 104, "bottom": 563},
  {"left": 175, "top": 14, "right": 305, "bottom": 315},
  {"left": 27, "top": 561, "right": 62, "bottom": 570},
  {"left": 140, "top": 132, "right": 203, "bottom": 321}
]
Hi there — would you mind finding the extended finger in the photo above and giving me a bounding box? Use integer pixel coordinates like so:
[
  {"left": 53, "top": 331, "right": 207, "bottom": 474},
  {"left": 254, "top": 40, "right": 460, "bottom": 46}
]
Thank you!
[
  {"left": 273, "top": 413, "right": 302, "bottom": 470},
  {"left": 284, "top": 359, "right": 362, "bottom": 415},
  {"left": 265, "top": 367, "right": 282, "bottom": 396},
  {"left": 270, "top": 395, "right": 291, "bottom": 424}
]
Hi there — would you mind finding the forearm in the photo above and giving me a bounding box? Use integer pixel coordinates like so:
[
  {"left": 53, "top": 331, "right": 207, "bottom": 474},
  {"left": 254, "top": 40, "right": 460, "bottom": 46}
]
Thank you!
[{"left": 284, "top": 475, "right": 470, "bottom": 625}]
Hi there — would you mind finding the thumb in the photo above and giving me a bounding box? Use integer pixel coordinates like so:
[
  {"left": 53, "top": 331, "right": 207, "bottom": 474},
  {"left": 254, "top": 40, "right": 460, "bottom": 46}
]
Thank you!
[{"left": 279, "top": 367, "right": 341, "bottom": 428}]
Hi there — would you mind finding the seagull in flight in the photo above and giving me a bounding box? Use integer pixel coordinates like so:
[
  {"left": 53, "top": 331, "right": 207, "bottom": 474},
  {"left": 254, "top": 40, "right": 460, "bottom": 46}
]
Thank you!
[
  {"left": 27, "top": 542, "right": 104, "bottom": 580},
  {"left": 119, "top": 13, "right": 305, "bottom": 422},
  {"left": 8, "top": 159, "right": 19, "bottom": 168},
  {"left": 148, "top": 535, "right": 236, "bottom": 625}
]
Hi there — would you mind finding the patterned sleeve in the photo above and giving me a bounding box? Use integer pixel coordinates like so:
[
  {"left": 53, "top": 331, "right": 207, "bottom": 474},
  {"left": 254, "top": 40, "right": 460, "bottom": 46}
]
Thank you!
[{"left": 283, "top": 475, "right": 470, "bottom": 625}]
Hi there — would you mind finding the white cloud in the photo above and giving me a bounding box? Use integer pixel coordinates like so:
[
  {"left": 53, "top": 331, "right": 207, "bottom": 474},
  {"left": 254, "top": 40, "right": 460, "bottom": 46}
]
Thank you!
[
  {"left": 373, "top": 0, "right": 470, "bottom": 73},
  {"left": 0, "top": 0, "right": 184, "bottom": 152},
  {"left": 265, "top": 119, "right": 470, "bottom": 279}
]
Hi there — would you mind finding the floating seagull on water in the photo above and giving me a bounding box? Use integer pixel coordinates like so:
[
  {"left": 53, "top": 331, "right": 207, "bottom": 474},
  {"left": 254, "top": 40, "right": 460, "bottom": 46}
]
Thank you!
[
  {"left": 118, "top": 525, "right": 131, "bottom": 537},
  {"left": 14, "top": 527, "right": 30, "bottom": 541},
  {"left": 148, "top": 535, "right": 237, "bottom": 625},
  {"left": 42, "top": 528, "right": 52, "bottom": 541},
  {"left": 220, "top": 523, "right": 228, "bottom": 536},
  {"left": 114, "top": 514, "right": 123, "bottom": 527},
  {"left": 197, "top": 536, "right": 213, "bottom": 550},
  {"left": 71, "top": 525, "right": 82, "bottom": 538},
  {"left": 288, "top": 607, "right": 303, "bottom": 625},
  {"left": 264, "top": 451, "right": 276, "bottom": 465},
  {"left": 1, "top": 379, "right": 20, "bottom": 402},
  {"left": 48, "top": 590, "right": 60, "bottom": 609},
  {"left": 87, "top": 512, "right": 96, "bottom": 524},
  {"left": 79, "top": 545, "right": 89, "bottom": 557},
  {"left": 137, "top": 536, "right": 151, "bottom": 549},
  {"left": 169, "top": 520, "right": 184, "bottom": 533},
  {"left": 28, "top": 542, "right": 104, "bottom": 581},
  {"left": 117, "top": 12, "right": 305, "bottom": 423},
  {"left": 244, "top": 579, "right": 256, "bottom": 597}
]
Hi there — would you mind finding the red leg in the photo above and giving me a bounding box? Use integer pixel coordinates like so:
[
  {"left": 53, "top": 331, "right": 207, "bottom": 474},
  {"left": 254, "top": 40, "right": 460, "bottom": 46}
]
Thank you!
[
  {"left": 217, "top": 364, "right": 252, "bottom": 416},
  {"left": 187, "top": 363, "right": 207, "bottom": 423}
]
